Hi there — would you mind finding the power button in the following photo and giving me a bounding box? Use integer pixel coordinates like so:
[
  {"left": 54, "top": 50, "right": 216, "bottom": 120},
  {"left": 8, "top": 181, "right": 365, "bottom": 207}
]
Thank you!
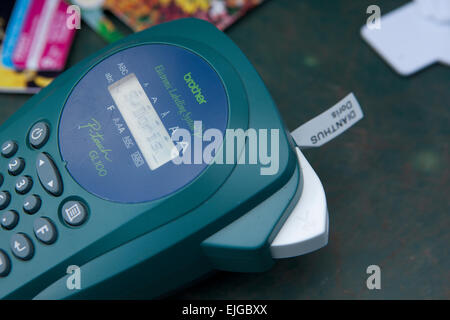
[{"left": 29, "top": 122, "right": 50, "bottom": 149}]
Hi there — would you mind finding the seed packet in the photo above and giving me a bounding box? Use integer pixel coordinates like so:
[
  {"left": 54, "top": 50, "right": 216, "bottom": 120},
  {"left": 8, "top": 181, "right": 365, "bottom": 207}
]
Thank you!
[
  {"left": 0, "top": 0, "right": 60, "bottom": 93},
  {"left": 104, "top": 0, "right": 266, "bottom": 32}
]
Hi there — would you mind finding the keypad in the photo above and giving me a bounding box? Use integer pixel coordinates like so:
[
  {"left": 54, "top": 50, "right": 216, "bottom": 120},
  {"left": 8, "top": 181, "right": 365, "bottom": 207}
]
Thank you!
[
  {"left": 15, "top": 176, "right": 33, "bottom": 194},
  {"left": 10, "top": 233, "right": 34, "bottom": 260},
  {"left": 0, "top": 121, "right": 90, "bottom": 277},
  {"left": 8, "top": 157, "right": 25, "bottom": 176},
  {"left": 29, "top": 122, "right": 50, "bottom": 149},
  {"left": 33, "top": 217, "right": 57, "bottom": 244},
  {"left": 1, "top": 140, "right": 18, "bottom": 158},
  {"left": 0, "top": 250, "right": 11, "bottom": 277},
  {"left": 1, "top": 210, "right": 19, "bottom": 230},
  {"left": 23, "top": 195, "right": 41, "bottom": 214}
]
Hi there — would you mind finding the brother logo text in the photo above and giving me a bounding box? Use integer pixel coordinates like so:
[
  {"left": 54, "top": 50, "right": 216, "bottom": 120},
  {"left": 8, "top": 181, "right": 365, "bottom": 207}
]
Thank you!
[{"left": 184, "top": 72, "right": 207, "bottom": 104}]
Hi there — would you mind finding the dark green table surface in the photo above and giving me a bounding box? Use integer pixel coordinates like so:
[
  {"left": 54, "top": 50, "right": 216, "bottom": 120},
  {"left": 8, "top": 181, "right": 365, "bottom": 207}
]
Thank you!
[{"left": 1, "top": 0, "right": 448, "bottom": 299}]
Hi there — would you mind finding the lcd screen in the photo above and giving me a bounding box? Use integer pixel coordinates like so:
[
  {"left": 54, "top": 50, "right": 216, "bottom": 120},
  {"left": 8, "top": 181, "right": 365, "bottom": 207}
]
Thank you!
[{"left": 108, "top": 73, "right": 178, "bottom": 170}]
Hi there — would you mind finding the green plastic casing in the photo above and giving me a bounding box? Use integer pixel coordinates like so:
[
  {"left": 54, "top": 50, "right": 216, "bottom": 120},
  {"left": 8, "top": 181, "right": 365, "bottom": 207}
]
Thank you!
[{"left": 0, "top": 18, "right": 301, "bottom": 299}]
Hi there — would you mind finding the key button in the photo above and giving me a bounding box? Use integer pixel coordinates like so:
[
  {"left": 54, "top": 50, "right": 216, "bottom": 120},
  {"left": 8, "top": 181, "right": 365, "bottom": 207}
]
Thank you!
[
  {"left": 15, "top": 176, "right": 33, "bottom": 194},
  {"left": 8, "top": 157, "right": 25, "bottom": 176},
  {"left": 23, "top": 195, "right": 41, "bottom": 214},
  {"left": 0, "top": 250, "right": 11, "bottom": 277},
  {"left": 0, "top": 191, "right": 11, "bottom": 209},
  {"left": 62, "top": 201, "right": 88, "bottom": 226},
  {"left": 10, "top": 233, "right": 34, "bottom": 260},
  {"left": 29, "top": 122, "right": 49, "bottom": 149},
  {"left": 34, "top": 217, "right": 57, "bottom": 244},
  {"left": 1, "top": 140, "right": 18, "bottom": 158},
  {"left": 1, "top": 210, "right": 19, "bottom": 230}
]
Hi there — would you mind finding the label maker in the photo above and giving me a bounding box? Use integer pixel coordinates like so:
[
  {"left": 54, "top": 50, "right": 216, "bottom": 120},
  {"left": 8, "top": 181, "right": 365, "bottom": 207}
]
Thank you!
[{"left": 0, "top": 18, "right": 329, "bottom": 299}]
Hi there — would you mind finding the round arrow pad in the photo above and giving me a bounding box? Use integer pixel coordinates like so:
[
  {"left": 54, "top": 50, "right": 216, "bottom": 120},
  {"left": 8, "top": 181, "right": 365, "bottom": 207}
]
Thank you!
[{"left": 36, "top": 153, "right": 63, "bottom": 196}]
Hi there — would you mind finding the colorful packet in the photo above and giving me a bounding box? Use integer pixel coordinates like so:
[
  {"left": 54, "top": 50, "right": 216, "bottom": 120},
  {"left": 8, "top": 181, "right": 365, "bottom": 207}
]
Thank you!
[
  {"left": 103, "top": 0, "right": 266, "bottom": 32},
  {"left": 1, "top": 0, "right": 31, "bottom": 69},
  {"left": 13, "top": 0, "right": 76, "bottom": 71},
  {"left": 0, "top": 0, "right": 60, "bottom": 93}
]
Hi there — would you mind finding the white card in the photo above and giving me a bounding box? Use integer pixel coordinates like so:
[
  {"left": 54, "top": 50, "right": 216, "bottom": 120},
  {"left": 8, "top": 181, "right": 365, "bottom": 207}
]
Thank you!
[{"left": 361, "top": 1, "right": 450, "bottom": 75}]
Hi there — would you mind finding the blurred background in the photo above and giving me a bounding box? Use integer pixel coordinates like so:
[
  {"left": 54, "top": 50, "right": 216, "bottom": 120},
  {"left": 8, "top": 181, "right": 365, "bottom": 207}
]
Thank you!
[{"left": 0, "top": 0, "right": 448, "bottom": 299}]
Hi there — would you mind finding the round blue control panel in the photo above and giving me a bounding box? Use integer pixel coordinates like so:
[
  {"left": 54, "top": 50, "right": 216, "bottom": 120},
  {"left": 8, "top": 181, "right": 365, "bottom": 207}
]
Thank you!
[{"left": 59, "top": 44, "right": 228, "bottom": 203}]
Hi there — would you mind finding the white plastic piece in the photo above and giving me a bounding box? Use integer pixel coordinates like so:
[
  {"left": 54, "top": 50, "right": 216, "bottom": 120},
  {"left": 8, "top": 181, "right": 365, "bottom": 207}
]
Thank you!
[
  {"left": 291, "top": 93, "right": 364, "bottom": 148},
  {"left": 270, "top": 147, "right": 329, "bottom": 259},
  {"left": 361, "top": 1, "right": 450, "bottom": 75}
]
